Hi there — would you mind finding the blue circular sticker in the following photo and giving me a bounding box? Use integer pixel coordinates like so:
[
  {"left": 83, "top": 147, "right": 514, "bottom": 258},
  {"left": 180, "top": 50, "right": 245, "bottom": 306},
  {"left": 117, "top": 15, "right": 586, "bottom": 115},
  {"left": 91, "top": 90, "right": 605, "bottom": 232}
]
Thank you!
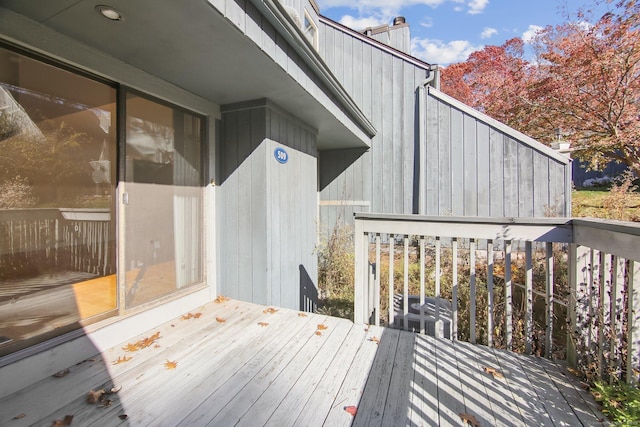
[{"left": 274, "top": 147, "right": 288, "bottom": 164}]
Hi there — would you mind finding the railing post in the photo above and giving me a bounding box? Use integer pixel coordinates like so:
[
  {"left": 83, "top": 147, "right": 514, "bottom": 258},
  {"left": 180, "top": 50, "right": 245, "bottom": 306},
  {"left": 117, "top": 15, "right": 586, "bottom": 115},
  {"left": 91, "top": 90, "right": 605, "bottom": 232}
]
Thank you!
[{"left": 354, "top": 218, "right": 366, "bottom": 324}]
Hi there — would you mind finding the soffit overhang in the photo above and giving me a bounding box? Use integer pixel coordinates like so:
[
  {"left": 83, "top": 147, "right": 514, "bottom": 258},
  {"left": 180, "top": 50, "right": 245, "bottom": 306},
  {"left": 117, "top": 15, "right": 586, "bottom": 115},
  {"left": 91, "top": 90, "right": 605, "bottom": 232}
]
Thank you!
[{"left": 0, "top": 0, "right": 373, "bottom": 150}]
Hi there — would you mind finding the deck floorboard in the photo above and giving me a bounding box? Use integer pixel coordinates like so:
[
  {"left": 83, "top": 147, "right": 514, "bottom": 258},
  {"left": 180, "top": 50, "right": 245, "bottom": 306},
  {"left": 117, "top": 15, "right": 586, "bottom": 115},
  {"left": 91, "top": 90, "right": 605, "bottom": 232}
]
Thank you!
[{"left": 0, "top": 299, "right": 606, "bottom": 426}]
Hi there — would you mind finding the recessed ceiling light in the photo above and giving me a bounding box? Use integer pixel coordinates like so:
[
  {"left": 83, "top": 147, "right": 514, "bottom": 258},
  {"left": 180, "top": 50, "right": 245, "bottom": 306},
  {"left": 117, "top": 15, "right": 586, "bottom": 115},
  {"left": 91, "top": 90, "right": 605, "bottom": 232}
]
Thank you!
[{"left": 95, "top": 5, "right": 123, "bottom": 21}]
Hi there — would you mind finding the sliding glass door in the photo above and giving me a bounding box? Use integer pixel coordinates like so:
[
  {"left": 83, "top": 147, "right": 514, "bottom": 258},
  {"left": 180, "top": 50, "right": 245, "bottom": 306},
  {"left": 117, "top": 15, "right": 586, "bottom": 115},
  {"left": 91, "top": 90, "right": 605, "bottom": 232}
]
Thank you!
[{"left": 123, "top": 92, "right": 204, "bottom": 308}]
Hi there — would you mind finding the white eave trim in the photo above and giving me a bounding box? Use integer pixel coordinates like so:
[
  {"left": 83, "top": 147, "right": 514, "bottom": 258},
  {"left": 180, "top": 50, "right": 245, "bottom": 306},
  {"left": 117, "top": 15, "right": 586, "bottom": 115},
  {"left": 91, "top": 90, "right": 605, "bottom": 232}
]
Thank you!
[{"left": 428, "top": 86, "right": 571, "bottom": 165}]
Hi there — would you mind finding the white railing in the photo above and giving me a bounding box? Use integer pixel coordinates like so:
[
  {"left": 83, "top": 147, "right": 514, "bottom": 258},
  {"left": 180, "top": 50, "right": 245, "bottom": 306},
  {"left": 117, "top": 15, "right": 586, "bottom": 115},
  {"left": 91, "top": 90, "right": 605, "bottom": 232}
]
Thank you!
[{"left": 354, "top": 213, "right": 640, "bottom": 383}]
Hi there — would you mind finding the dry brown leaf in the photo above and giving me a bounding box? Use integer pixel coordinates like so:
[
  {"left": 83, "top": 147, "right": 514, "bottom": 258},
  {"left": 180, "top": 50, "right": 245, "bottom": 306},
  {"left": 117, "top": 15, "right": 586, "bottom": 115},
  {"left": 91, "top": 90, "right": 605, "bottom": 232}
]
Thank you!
[
  {"left": 483, "top": 366, "right": 504, "bottom": 379},
  {"left": 164, "top": 360, "right": 178, "bottom": 370},
  {"left": 567, "top": 367, "right": 581, "bottom": 377},
  {"left": 315, "top": 331, "right": 323, "bottom": 336},
  {"left": 344, "top": 405, "right": 357, "bottom": 416},
  {"left": 216, "top": 317, "right": 226, "bottom": 323},
  {"left": 86, "top": 390, "right": 105, "bottom": 404},
  {"left": 193, "top": 312, "right": 202, "bottom": 318},
  {"left": 298, "top": 312, "right": 308, "bottom": 317},
  {"left": 50, "top": 415, "right": 74, "bottom": 427},
  {"left": 154, "top": 344, "right": 161, "bottom": 349},
  {"left": 99, "top": 399, "right": 113, "bottom": 408},
  {"left": 258, "top": 322, "right": 269, "bottom": 327},
  {"left": 52, "top": 368, "right": 70, "bottom": 378},
  {"left": 119, "top": 414, "right": 129, "bottom": 420},
  {"left": 112, "top": 356, "right": 132, "bottom": 365},
  {"left": 317, "top": 324, "right": 328, "bottom": 330},
  {"left": 122, "top": 343, "right": 139, "bottom": 352},
  {"left": 214, "top": 295, "right": 230, "bottom": 303},
  {"left": 460, "top": 413, "right": 481, "bottom": 426},
  {"left": 263, "top": 307, "right": 278, "bottom": 314},
  {"left": 13, "top": 413, "right": 26, "bottom": 420},
  {"left": 369, "top": 336, "right": 380, "bottom": 344}
]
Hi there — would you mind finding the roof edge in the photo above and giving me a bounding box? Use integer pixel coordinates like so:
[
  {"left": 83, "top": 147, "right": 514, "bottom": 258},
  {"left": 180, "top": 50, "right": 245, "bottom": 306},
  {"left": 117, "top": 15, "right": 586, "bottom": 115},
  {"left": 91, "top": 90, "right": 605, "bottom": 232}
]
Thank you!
[
  {"left": 427, "top": 86, "right": 571, "bottom": 165},
  {"left": 249, "top": 0, "right": 376, "bottom": 139},
  {"left": 318, "top": 15, "right": 432, "bottom": 71}
]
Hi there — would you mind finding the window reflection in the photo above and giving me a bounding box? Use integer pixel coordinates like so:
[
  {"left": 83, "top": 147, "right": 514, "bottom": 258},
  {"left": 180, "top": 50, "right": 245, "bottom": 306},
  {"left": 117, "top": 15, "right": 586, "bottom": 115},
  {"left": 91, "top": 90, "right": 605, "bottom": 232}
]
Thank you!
[
  {"left": 0, "top": 47, "right": 117, "bottom": 355},
  {"left": 124, "top": 93, "right": 203, "bottom": 307}
]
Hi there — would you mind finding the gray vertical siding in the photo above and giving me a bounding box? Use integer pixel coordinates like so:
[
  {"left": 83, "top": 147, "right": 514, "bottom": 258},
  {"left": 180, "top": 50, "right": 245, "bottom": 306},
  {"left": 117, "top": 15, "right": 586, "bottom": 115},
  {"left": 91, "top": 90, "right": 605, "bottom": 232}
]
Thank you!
[
  {"left": 318, "top": 19, "right": 427, "bottom": 231},
  {"left": 317, "top": 17, "right": 571, "bottom": 230},
  {"left": 422, "top": 88, "right": 571, "bottom": 217},
  {"left": 218, "top": 99, "right": 318, "bottom": 310}
]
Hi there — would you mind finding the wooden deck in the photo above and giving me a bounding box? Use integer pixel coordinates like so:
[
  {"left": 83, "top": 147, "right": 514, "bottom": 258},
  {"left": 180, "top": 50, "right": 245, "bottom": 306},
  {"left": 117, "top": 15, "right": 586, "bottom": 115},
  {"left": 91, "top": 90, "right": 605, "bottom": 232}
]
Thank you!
[{"left": 0, "top": 300, "right": 605, "bottom": 426}]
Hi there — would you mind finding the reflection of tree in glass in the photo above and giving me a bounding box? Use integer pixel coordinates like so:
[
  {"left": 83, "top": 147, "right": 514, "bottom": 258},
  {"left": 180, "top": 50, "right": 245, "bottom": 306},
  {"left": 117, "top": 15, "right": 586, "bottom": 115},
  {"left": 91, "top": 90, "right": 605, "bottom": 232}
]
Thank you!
[{"left": 0, "top": 121, "right": 94, "bottom": 207}]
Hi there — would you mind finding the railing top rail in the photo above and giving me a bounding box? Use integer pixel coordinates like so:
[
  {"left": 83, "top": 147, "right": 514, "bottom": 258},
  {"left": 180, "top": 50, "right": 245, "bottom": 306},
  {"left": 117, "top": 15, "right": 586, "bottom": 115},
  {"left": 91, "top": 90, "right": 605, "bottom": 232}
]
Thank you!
[
  {"left": 572, "top": 218, "right": 640, "bottom": 237},
  {"left": 354, "top": 212, "right": 572, "bottom": 227}
]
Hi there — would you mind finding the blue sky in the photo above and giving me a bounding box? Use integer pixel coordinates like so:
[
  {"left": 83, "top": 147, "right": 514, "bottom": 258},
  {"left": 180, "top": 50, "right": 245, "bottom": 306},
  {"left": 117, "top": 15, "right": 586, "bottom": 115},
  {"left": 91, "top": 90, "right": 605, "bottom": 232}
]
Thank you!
[{"left": 316, "top": 0, "right": 610, "bottom": 65}]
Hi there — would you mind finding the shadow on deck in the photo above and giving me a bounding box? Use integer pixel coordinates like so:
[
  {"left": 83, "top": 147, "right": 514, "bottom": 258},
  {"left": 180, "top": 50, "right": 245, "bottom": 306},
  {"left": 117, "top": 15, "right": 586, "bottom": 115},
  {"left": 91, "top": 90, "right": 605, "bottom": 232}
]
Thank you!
[{"left": 0, "top": 300, "right": 605, "bottom": 426}]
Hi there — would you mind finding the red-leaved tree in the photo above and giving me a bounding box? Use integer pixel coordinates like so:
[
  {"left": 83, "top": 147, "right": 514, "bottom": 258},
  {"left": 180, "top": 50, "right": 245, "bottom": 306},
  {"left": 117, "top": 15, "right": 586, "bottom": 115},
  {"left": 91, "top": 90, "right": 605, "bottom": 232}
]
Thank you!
[{"left": 441, "top": 0, "right": 640, "bottom": 175}]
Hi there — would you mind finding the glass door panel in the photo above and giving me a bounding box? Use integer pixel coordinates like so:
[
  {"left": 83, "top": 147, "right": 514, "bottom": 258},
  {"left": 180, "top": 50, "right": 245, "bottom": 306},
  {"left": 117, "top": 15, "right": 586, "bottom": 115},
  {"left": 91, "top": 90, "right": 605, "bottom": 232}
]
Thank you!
[
  {"left": 0, "top": 47, "right": 117, "bottom": 355},
  {"left": 124, "top": 93, "right": 203, "bottom": 308}
]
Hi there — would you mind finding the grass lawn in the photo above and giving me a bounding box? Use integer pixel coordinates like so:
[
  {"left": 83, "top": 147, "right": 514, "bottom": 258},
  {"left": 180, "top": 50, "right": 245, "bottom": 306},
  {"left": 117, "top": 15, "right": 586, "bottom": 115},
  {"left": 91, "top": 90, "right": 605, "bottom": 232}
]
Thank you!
[{"left": 572, "top": 188, "right": 640, "bottom": 221}]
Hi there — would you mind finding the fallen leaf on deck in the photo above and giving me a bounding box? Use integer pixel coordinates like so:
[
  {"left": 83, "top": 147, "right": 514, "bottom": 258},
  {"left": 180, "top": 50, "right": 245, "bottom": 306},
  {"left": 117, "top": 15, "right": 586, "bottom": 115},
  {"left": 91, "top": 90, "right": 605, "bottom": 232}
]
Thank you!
[
  {"left": 108, "top": 385, "right": 122, "bottom": 394},
  {"left": 50, "top": 415, "right": 74, "bottom": 427},
  {"left": 298, "top": 312, "right": 308, "bottom": 317},
  {"left": 52, "top": 369, "right": 70, "bottom": 378},
  {"left": 216, "top": 317, "right": 226, "bottom": 323},
  {"left": 86, "top": 389, "right": 105, "bottom": 404},
  {"left": 369, "top": 336, "right": 380, "bottom": 344},
  {"left": 122, "top": 343, "right": 139, "bottom": 352},
  {"left": 317, "top": 324, "right": 328, "bottom": 330},
  {"left": 315, "top": 331, "right": 323, "bottom": 336},
  {"left": 263, "top": 307, "right": 278, "bottom": 314},
  {"left": 112, "top": 356, "right": 132, "bottom": 365},
  {"left": 214, "top": 295, "right": 230, "bottom": 303},
  {"left": 119, "top": 414, "right": 129, "bottom": 420},
  {"left": 483, "top": 366, "right": 504, "bottom": 379},
  {"left": 182, "top": 312, "right": 203, "bottom": 320},
  {"left": 154, "top": 344, "right": 161, "bottom": 349},
  {"left": 13, "top": 413, "right": 26, "bottom": 419},
  {"left": 344, "top": 405, "right": 357, "bottom": 416},
  {"left": 99, "top": 399, "right": 113, "bottom": 408},
  {"left": 258, "top": 322, "right": 269, "bottom": 327},
  {"left": 459, "top": 413, "right": 481, "bottom": 426},
  {"left": 164, "top": 360, "right": 178, "bottom": 370}
]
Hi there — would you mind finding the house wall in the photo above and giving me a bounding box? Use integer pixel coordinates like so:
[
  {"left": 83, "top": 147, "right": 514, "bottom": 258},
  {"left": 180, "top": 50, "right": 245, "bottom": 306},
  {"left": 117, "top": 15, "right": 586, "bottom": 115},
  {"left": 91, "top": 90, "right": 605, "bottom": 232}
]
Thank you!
[
  {"left": 317, "top": 19, "right": 572, "bottom": 234},
  {"left": 422, "top": 88, "right": 571, "bottom": 217},
  {"left": 317, "top": 19, "right": 428, "bottom": 232},
  {"left": 218, "top": 99, "right": 318, "bottom": 310}
]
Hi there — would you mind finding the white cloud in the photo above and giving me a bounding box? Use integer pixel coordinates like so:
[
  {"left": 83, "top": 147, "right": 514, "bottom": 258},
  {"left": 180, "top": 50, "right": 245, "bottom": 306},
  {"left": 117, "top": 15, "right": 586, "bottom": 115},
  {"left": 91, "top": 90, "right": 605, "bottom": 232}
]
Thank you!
[
  {"left": 420, "top": 16, "right": 434, "bottom": 28},
  {"left": 411, "top": 37, "right": 482, "bottom": 65},
  {"left": 480, "top": 27, "right": 497, "bottom": 39},
  {"left": 339, "top": 15, "right": 385, "bottom": 30},
  {"left": 522, "top": 24, "right": 543, "bottom": 43},
  {"left": 467, "top": 0, "right": 488, "bottom": 14}
]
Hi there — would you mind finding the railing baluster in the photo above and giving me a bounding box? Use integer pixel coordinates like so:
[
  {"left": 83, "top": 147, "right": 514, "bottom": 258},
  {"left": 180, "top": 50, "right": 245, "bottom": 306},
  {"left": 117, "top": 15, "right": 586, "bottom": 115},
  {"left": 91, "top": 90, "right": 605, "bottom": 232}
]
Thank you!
[
  {"left": 611, "top": 256, "right": 625, "bottom": 380},
  {"left": 470, "top": 238, "right": 476, "bottom": 344},
  {"left": 505, "top": 240, "right": 513, "bottom": 351},
  {"left": 420, "top": 236, "right": 426, "bottom": 334},
  {"left": 525, "top": 241, "right": 533, "bottom": 354},
  {"left": 545, "top": 242, "right": 554, "bottom": 358},
  {"left": 599, "top": 252, "right": 611, "bottom": 379},
  {"left": 389, "top": 235, "right": 395, "bottom": 327},
  {"left": 435, "top": 236, "right": 441, "bottom": 338},
  {"left": 627, "top": 261, "right": 640, "bottom": 384},
  {"left": 487, "top": 240, "right": 494, "bottom": 348},
  {"left": 375, "top": 234, "right": 381, "bottom": 327},
  {"left": 452, "top": 238, "right": 459, "bottom": 341},
  {"left": 403, "top": 235, "right": 409, "bottom": 331}
]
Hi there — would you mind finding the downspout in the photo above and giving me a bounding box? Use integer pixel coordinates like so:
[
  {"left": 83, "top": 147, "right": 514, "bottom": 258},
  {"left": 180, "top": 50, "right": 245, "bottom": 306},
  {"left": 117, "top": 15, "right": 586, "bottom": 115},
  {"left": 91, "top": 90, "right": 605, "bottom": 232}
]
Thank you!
[{"left": 417, "top": 65, "right": 439, "bottom": 215}]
